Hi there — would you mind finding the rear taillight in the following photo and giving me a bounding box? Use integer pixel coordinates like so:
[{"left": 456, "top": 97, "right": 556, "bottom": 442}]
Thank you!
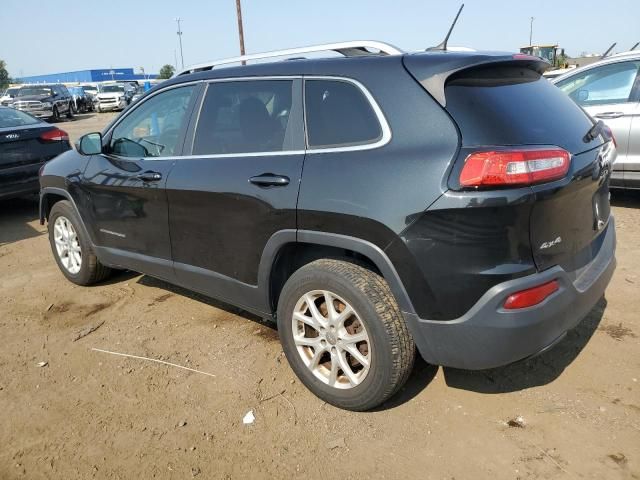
[
  {"left": 459, "top": 148, "right": 571, "bottom": 188},
  {"left": 40, "top": 128, "right": 69, "bottom": 142},
  {"left": 503, "top": 280, "right": 559, "bottom": 309},
  {"left": 602, "top": 124, "right": 617, "bottom": 148}
]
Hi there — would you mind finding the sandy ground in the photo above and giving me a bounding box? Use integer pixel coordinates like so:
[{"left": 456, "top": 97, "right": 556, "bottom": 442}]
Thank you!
[{"left": 0, "top": 113, "right": 639, "bottom": 479}]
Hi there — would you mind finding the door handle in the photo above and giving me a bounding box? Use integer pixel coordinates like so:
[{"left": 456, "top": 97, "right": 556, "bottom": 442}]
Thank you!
[
  {"left": 249, "top": 173, "right": 290, "bottom": 187},
  {"left": 595, "top": 112, "right": 625, "bottom": 119},
  {"left": 136, "top": 171, "right": 162, "bottom": 182}
]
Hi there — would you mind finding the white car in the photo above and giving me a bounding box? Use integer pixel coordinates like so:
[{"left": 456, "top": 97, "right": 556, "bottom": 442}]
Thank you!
[
  {"left": 0, "top": 86, "right": 21, "bottom": 107},
  {"left": 553, "top": 51, "right": 640, "bottom": 189},
  {"left": 95, "top": 84, "right": 128, "bottom": 112}
]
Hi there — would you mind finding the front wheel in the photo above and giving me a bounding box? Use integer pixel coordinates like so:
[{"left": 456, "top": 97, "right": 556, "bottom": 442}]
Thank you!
[
  {"left": 277, "top": 259, "right": 415, "bottom": 411},
  {"left": 48, "top": 200, "right": 111, "bottom": 285},
  {"left": 66, "top": 102, "right": 74, "bottom": 119}
]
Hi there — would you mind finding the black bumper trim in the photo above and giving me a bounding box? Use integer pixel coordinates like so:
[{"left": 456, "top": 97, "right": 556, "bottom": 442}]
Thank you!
[{"left": 404, "top": 217, "right": 616, "bottom": 370}]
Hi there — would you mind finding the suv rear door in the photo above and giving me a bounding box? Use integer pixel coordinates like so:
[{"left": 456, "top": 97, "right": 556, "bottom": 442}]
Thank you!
[
  {"left": 555, "top": 59, "right": 640, "bottom": 187},
  {"left": 166, "top": 78, "right": 304, "bottom": 312}
]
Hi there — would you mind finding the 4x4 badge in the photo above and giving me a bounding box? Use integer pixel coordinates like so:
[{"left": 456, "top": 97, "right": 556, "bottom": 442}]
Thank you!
[{"left": 540, "top": 236, "right": 562, "bottom": 250}]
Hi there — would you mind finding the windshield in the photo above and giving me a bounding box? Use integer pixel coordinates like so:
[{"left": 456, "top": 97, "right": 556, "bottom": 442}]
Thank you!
[
  {"left": 4, "top": 87, "right": 20, "bottom": 97},
  {"left": 100, "top": 85, "right": 124, "bottom": 93},
  {"left": 82, "top": 86, "right": 97, "bottom": 92},
  {"left": 18, "top": 87, "right": 53, "bottom": 97},
  {"left": 0, "top": 107, "right": 40, "bottom": 127}
]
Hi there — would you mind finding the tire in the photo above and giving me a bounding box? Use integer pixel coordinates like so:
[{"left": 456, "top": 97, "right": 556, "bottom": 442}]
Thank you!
[
  {"left": 48, "top": 200, "right": 111, "bottom": 285},
  {"left": 51, "top": 106, "right": 59, "bottom": 122},
  {"left": 66, "top": 102, "right": 74, "bottom": 119},
  {"left": 277, "top": 259, "right": 415, "bottom": 411}
]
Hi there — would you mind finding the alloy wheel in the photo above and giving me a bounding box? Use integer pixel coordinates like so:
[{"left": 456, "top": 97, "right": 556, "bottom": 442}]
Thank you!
[
  {"left": 53, "top": 216, "right": 82, "bottom": 274},
  {"left": 292, "top": 290, "right": 371, "bottom": 389}
]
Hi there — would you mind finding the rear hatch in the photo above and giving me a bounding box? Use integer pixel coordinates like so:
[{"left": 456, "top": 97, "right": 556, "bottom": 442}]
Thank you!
[{"left": 404, "top": 53, "right": 613, "bottom": 273}]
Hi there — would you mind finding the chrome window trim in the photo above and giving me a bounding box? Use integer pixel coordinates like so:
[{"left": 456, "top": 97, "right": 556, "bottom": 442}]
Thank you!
[
  {"left": 105, "top": 75, "right": 391, "bottom": 161},
  {"left": 303, "top": 75, "right": 392, "bottom": 154}
]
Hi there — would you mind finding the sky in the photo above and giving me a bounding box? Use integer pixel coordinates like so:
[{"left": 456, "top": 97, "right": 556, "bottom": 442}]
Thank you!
[{"left": 1, "top": 0, "right": 639, "bottom": 77}]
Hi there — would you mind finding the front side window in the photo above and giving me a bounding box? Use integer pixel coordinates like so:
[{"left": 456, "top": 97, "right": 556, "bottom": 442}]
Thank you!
[
  {"left": 193, "top": 80, "right": 294, "bottom": 155},
  {"left": 109, "top": 85, "right": 195, "bottom": 158},
  {"left": 304, "top": 79, "right": 382, "bottom": 148},
  {"left": 556, "top": 61, "right": 640, "bottom": 106}
]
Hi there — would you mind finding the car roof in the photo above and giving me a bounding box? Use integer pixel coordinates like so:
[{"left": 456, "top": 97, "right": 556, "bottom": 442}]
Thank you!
[{"left": 552, "top": 51, "right": 640, "bottom": 83}]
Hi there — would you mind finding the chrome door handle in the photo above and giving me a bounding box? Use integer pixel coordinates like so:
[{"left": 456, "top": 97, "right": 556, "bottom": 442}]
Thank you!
[
  {"left": 136, "top": 171, "right": 162, "bottom": 182},
  {"left": 249, "top": 173, "right": 290, "bottom": 187},
  {"left": 595, "top": 112, "right": 624, "bottom": 119}
]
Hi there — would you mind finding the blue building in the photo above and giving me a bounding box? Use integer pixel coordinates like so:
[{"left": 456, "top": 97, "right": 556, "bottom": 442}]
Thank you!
[{"left": 19, "top": 68, "right": 159, "bottom": 84}]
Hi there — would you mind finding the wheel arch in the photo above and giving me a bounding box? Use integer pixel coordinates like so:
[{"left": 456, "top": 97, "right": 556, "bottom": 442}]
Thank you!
[{"left": 260, "top": 230, "right": 416, "bottom": 317}]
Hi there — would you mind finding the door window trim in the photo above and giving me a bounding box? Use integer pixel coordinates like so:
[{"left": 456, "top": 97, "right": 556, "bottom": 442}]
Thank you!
[
  {"left": 102, "top": 80, "right": 203, "bottom": 161},
  {"left": 303, "top": 76, "right": 392, "bottom": 153},
  {"left": 105, "top": 75, "right": 393, "bottom": 161}
]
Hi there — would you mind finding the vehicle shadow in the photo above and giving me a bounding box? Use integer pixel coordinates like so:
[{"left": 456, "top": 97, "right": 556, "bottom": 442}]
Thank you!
[
  {"left": 0, "top": 196, "right": 43, "bottom": 246},
  {"left": 137, "top": 275, "right": 267, "bottom": 327},
  {"left": 442, "top": 297, "right": 606, "bottom": 394},
  {"left": 610, "top": 189, "right": 640, "bottom": 208}
]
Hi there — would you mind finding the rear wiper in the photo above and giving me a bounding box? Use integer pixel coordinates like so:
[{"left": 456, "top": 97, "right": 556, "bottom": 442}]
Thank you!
[{"left": 584, "top": 120, "right": 606, "bottom": 143}]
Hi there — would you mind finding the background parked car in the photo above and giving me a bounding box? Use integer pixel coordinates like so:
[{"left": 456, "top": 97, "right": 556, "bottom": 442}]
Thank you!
[
  {"left": 0, "top": 106, "right": 70, "bottom": 199},
  {"left": 0, "top": 86, "right": 21, "bottom": 107},
  {"left": 95, "top": 83, "right": 128, "bottom": 112},
  {"left": 68, "top": 86, "right": 94, "bottom": 113},
  {"left": 554, "top": 50, "right": 640, "bottom": 189},
  {"left": 11, "top": 84, "right": 74, "bottom": 122}
]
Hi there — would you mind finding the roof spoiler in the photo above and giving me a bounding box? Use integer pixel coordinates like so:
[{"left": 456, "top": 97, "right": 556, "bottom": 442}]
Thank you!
[{"left": 404, "top": 53, "right": 549, "bottom": 107}]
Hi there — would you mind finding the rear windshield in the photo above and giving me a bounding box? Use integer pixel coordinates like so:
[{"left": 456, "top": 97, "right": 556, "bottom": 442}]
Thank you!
[
  {"left": 445, "top": 66, "right": 600, "bottom": 154},
  {"left": 0, "top": 108, "right": 39, "bottom": 127}
]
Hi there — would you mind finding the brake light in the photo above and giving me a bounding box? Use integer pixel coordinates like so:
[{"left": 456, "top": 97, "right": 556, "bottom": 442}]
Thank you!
[
  {"left": 40, "top": 128, "right": 69, "bottom": 142},
  {"left": 503, "top": 280, "right": 559, "bottom": 309},
  {"left": 459, "top": 148, "right": 571, "bottom": 187},
  {"left": 602, "top": 124, "right": 617, "bottom": 148}
]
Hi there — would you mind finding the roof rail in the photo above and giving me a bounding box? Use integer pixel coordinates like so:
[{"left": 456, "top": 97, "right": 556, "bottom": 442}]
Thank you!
[{"left": 176, "top": 40, "right": 403, "bottom": 76}]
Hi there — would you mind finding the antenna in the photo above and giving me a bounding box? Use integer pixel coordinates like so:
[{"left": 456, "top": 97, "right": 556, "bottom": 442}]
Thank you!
[
  {"left": 427, "top": 4, "right": 465, "bottom": 51},
  {"left": 631, "top": 42, "right": 639, "bottom": 51},
  {"left": 601, "top": 42, "right": 616, "bottom": 59}
]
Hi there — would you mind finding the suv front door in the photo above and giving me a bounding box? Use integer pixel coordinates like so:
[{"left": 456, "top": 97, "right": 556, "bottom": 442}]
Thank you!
[
  {"left": 81, "top": 83, "right": 200, "bottom": 278},
  {"left": 166, "top": 78, "right": 304, "bottom": 312},
  {"left": 556, "top": 60, "right": 640, "bottom": 187}
]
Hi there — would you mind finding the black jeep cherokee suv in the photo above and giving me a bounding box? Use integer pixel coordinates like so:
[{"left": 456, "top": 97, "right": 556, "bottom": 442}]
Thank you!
[{"left": 39, "top": 42, "right": 616, "bottom": 411}]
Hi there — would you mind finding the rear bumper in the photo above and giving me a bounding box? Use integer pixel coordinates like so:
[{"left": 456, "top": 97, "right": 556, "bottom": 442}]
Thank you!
[{"left": 404, "top": 217, "right": 616, "bottom": 370}]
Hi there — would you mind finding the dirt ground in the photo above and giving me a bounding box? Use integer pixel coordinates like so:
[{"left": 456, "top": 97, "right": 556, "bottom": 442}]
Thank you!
[{"left": 1, "top": 113, "right": 639, "bottom": 479}]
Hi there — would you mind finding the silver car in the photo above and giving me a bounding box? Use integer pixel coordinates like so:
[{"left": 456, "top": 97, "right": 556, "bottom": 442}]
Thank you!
[{"left": 553, "top": 51, "right": 640, "bottom": 189}]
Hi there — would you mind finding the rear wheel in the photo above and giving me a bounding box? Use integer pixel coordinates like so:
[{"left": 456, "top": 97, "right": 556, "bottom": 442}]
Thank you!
[
  {"left": 48, "top": 200, "right": 111, "bottom": 285},
  {"left": 277, "top": 259, "right": 415, "bottom": 411}
]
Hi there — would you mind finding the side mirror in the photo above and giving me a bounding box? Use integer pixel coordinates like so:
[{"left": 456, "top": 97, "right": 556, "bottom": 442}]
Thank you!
[{"left": 78, "top": 132, "right": 103, "bottom": 155}]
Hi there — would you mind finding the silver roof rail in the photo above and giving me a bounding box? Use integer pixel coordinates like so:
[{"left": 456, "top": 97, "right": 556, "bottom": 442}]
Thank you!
[{"left": 176, "top": 40, "right": 403, "bottom": 76}]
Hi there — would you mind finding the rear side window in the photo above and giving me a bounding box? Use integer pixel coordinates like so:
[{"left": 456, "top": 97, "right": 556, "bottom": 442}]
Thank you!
[
  {"left": 304, "top": 79, "right": 382, "bottom": 149},
  {"left": 555, "top": 61, "right": 640, "bottom": 106},
  {"left": 193, "top": 80, "right": 294, "bottom": 155},
  {"left": 445, "top": 66, "right": 599, "bottom": 154}
]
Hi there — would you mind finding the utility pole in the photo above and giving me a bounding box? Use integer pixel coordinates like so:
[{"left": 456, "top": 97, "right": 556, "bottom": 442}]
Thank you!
[
  {"left": 235, "top": 0, "right": 246, "bottom": 64},
  {"left": 175, "top": 17, "right": 184, "bottom": 69},
  {"left": 529, "top": 16, "right": 534, "bottom": 46}
]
